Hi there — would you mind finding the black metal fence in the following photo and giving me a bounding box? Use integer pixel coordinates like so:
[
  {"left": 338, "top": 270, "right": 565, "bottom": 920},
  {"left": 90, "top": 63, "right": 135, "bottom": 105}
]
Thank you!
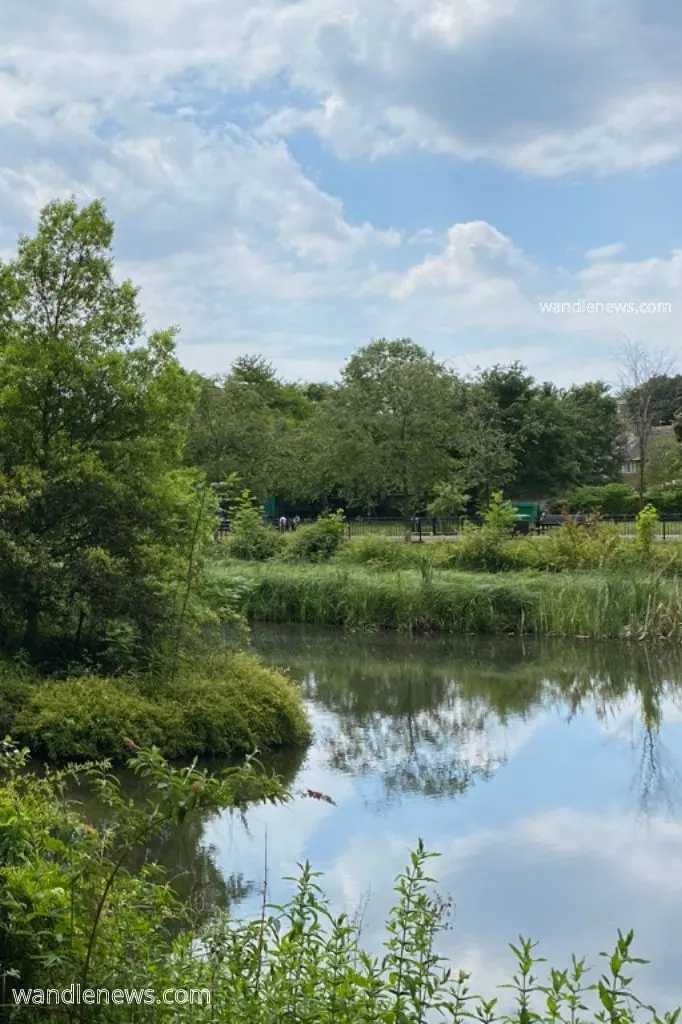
[
  {"left": 346, "top": 517, "right": 462, "bottom": 540},
  {"left": 345, "top": 514, "right": 682, "bottom": 541},
  {"left": 216, "top": 513, "right": 682, "bottom": 542}
]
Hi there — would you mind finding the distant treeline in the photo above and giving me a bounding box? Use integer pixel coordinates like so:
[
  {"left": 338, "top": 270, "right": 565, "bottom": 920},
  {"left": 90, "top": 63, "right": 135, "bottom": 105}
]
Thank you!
[{"left": 186, "top": 346, "right": 628, "bottom": 517}]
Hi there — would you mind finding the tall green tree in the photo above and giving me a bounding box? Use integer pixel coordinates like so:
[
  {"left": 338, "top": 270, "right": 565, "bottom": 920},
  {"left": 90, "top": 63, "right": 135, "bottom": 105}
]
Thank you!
[
  {"left": 475, "top": 364, "right": 621, "bottom": 497},
  {"left": 326, "top": 340, "right": 447, "bottom": 513},
  {"left": 330, "top": 339, "right": 509, "bottom": 514},
  {"left": 231, "top": 355, "right": 312, "bottom": 421},
  {"left": 562, "top": 381, "right": 622, "bottom": 484},
  {"left": 0, "top": 198, "right": 208, "bottom": 663},
  {"left": 187, "top": 373, "right": 278, "bottom": 496}
]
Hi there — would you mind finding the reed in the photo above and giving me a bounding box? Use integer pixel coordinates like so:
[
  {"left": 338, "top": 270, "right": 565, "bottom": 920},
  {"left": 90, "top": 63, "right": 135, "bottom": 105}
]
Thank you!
[{"left": 216, "top": 562, "right": 682, "bottom": 641}]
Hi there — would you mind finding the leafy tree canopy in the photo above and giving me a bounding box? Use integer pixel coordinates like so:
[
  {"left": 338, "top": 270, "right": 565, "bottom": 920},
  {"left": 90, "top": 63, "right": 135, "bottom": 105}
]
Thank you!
[{"left": 0, "top": 198, "right": 210, "bottom": 665}]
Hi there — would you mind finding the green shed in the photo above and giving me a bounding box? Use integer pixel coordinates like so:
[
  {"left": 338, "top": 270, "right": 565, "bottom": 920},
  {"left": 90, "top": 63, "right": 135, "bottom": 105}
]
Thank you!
[{"left": 511, "top": 501, "right": 541, "bottom": 522}]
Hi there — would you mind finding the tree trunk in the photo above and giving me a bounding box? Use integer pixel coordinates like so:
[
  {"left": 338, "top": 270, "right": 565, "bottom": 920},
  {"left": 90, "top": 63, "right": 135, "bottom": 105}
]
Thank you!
[
  {"left": 73, "top": 609, "right": 86, "bottom": 659},
  {"left": 23, "top": 596, "right": 40, "bottom": 653},
  {"left": 638, "top": 425, "right": 647, "bottom": 501}
]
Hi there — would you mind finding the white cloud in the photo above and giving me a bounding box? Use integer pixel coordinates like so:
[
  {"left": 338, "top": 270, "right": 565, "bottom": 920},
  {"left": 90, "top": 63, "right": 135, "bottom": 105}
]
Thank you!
[
  {"left": 310, "top": 806, "right": 682, "bottom": 1005},
  {"left": 585, "top": 242, "right": 625, "bottom": 262},
  {"left": 1, "top": 0, "right": 682, "bottom": 382},
  {"left": 391, "top": 221, "right": 531, "bottom": 300}
]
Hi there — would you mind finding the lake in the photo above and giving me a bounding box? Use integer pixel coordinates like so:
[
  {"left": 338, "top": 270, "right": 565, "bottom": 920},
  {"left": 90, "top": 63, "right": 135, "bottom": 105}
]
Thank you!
[{"left": 137, "top": 627, "right": 682, "bottom": 1007}]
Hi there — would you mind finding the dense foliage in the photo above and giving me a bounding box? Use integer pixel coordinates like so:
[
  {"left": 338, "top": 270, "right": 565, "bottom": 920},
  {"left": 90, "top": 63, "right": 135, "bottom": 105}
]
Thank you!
[
  {"left": 0, "top": 199, "right": 215, "bottom": 668},
  {"left": 0, "top": 198, "right": 313, "bottom": 765},
  {"left": 187, "top": 350, "right": 625, "bottom": 516},
  {"left": 1, "top": 741, "right": 677, "bottom": 1023},
  {"left": 0, "top": 652, "right": 310, "bottom": 762}
]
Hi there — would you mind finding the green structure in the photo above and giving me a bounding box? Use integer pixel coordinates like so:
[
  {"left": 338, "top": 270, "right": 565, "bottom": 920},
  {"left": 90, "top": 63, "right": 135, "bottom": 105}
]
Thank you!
[
  {"left": 511, "top": 500, "right": 541, "bottom": 521},
  {"left": 263, "top": 497, "right": 277, "bottom": 519},
  {"left": 510, "top": 500, "right": 542, "bottom": 534}
]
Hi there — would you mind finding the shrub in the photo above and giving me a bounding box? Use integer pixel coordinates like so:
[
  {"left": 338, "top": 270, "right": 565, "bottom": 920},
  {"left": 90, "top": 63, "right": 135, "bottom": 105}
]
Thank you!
[
  {"left": 336, "top": 535, "right": 416, "bottom": 569},
  {"left": 528, "top": 519, "right": 624, "bottom": 571},
  {"left": 163, "top": 651, "right": 312, "bottom": 755},
  {"left": 288, "top": 510, "right": 346, "bottom": 562},
  {"left": 452, "top": 493, "right": 517, "bottom": 572},
  {"left": 635, "top": 503, "right": 659, "bottom": 557},
  {"left": 0, "top": 661, "right": 33, "bottom": 736},
  {"left": 652, "top": 539, "right": 682, "bottom": 574},
  {"left": 228, "top": 490, "right": 282, "bottom": 561},
  {"left": 455, "top": 522, "right": 516, "bottom": 572},
  {"left": 646, "top": 484, "right": 682, "bottom": 514},
  {"left": 559, "top": 483, "right": 639, "bottom": 515},
  {"left": 12, "top": 676, "right": 180, "bottom": 761},
  {"left": 0, "top": 741, "right": 284, "bottom": 1003},
  {"left": 8, "top": 652, "right": 311, "bottom": 762},
  {"left": 483, "top": 490, "right": 517, "bottom": 536}
]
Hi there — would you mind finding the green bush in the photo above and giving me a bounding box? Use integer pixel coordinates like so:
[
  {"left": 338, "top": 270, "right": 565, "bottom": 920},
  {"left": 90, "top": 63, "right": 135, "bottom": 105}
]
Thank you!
[
  {"left": 635, "top": 504, "right": 659, "bottom": 557},
  {"left": 0, "top": 661, "right": 33, "bottom": 736},
  {"left": 447, "top": 493, "right": 517, "bottom": 572},
  {"left": 287, "top": 518, "right": 682, "bottom": 577},
  {"left": 288, "top": 510, "right": 346, "bottom": 562},
  {"left": 646, "top": 483, "right": 682, "bottom": 513},
  {"left": 483, "top": 490, "right": 517, "bottom": 535},
  {"left": 163, "top": 651, "right": 312, "bottom": 755},
  {"left": 12, "top": 676, "right": 178, "bottom": 761},
  {"left": 0, "top": 741, "right": 284, "bottom": 1008},
  {"left": 336, "top": 535, "right": 417, "bottom": 569},
  {"left": 228, "top": 491, "right": 282, "bottom": 561},
  {"left": 558, "top": 483, "right": 640, "bottom": 515},
  {"left": 651, "top": 540, "right": 682, "bottom": 574},
  {"left": 455, "top": 522, "right": 516, "bottom": 572},
  {"left": 8, "top": 652, "right": 310, "bottom": 762},
  {"left": 514, "top": 519, "right": 624, "bottom": 572}
]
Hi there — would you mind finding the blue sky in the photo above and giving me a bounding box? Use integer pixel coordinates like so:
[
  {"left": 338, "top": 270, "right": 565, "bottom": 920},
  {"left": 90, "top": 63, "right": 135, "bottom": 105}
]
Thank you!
[{"left": 1, "top": 0, "right": 681, "bottom": 385}]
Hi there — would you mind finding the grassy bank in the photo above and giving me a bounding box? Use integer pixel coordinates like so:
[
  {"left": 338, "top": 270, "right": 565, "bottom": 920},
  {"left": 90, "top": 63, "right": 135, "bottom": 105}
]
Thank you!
[
  {"left": 0, "top": 651, "right": 311, "bottom": 762},
  {"left": 216, "top": 561, "right": 682, "bottom": 641}
]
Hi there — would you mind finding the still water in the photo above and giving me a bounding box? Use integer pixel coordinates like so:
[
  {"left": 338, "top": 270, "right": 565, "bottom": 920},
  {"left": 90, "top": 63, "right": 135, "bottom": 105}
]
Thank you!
[{"left": 154, "top": 628, "right": 682, "bottom": 1006}]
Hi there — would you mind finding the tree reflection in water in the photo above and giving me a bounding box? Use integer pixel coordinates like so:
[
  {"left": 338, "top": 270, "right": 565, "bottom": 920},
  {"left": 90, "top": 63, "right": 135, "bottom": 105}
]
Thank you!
[
  {"left": 253, "top": 626, "right": 682, "bottom": 815},
  {"left": 60, "top": 743, "right": 306, "bottom": 927},
  {"left": 54, "top": 628, "right": 682, "bottom": 922}
]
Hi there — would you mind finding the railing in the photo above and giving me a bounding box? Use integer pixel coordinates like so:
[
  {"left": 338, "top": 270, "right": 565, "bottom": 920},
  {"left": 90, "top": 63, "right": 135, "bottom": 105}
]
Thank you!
[
  {"left": 217, "top": 513, "right": 682, "bottom": 542},
  {"left": 344, "top": 514, "right": 682, "bottom": 541},
  {"left": 601, "top": 515, "right": 682, "bottom": 539},
  {"left": 346, "top": 517, "right": 462, "bottom": 540}
]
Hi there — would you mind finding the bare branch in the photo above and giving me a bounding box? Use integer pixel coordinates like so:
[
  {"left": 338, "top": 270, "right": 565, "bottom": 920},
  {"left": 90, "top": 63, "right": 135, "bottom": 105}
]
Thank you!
[{"left": 615, "top": 336, "right": 675, "bottom": 394}]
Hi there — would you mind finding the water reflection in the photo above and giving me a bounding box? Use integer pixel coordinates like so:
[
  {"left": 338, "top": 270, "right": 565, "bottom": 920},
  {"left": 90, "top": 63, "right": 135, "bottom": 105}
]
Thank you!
[
  {"left": 231, "top": 628, "right": 682, "bottom": 1008},
  {"left": 63, "top": 743, "right": 306, "bottom": 923},
  {"left": 251, "top": 627, "right": 682, "bottom": 815},
  {"left": 59, "top": 627, "right": 682, "bottom": 1006}
]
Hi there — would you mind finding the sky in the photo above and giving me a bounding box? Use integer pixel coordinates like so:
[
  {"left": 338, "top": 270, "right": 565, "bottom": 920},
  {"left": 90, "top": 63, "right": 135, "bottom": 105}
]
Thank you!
[{"left": 1, "top": 0, "right": 682, "bottom": 386}]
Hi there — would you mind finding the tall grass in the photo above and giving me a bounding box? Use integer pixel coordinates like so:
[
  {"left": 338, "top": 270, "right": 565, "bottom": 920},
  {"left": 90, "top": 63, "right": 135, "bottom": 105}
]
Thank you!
[{"left": 215, "top": 562, "right": 682, "bottom": 641}]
